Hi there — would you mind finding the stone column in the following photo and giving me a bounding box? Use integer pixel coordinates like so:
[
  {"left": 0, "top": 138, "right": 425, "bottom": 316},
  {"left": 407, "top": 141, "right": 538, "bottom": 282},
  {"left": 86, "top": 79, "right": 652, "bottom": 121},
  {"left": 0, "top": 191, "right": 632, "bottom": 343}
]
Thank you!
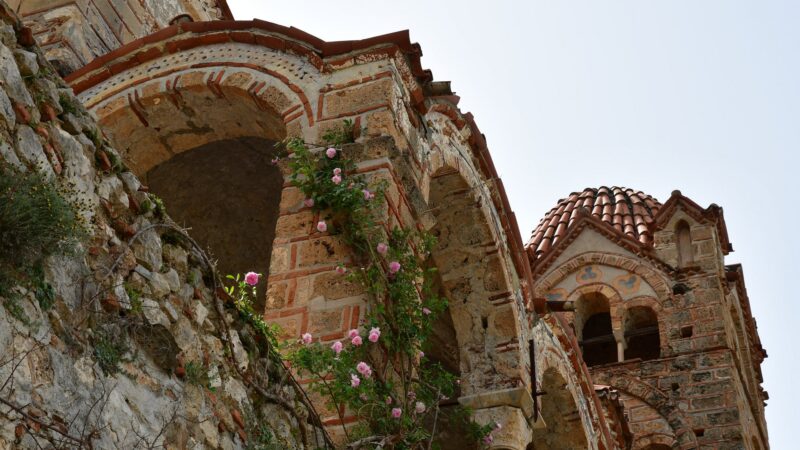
[
  {"left": 459, "top": 387, "right": 534, "bottom": 450},
  {"left": 473, "top": 406, "right": 531, "bottom": 449},
  {"left": 614, "top": 329, "right": 626, "bottom": 362}
]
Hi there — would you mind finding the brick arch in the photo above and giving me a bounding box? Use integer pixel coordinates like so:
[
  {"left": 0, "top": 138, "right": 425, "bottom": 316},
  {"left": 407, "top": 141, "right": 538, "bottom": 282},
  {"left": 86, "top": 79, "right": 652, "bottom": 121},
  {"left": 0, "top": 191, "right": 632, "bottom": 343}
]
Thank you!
[
  {"left": 532, "top": 364, "right": 591, "bottom": 449},
  {"left": 534, "top": 344, "right": 601, "bottom": 448},
  {"left": 535, "top": 251, "right": 672, "bottom": 301},
  {"left": 565, "top": 283, "right": 625, "bottom": 334},
  {"left": 426, "top": 166, "right": 525, "bottom": 396},
  {"left": 533, "top": 314, "right": 619, "bottom": 449},
  {"left": 633, "top": 433, "right": 678, "bottom": 450},
  {"left": 590, "top": 372, "right": 698, "bottom": 449},
  {"left": 84, "top": 66, "right": 302, "bottom": 176},
  {"left": 621, "top": 296, "right": 669, "bottom": 357}
]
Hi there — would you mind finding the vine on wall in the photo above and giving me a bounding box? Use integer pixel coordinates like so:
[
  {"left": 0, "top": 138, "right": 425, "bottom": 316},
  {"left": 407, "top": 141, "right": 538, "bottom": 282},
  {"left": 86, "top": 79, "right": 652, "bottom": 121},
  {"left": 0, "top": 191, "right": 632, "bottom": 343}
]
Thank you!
[{"left": 227, "top": 122, "right": 499, "bottom": 449}]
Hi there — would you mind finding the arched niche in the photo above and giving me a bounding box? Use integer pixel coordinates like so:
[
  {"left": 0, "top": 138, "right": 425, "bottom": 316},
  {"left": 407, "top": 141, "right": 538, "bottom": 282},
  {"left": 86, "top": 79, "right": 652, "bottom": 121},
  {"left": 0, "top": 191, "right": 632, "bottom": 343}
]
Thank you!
[
  {"left": 143, "top": 136, "right": 282, "bottom": 305},
  {"left": 624, "top": 305, "right": 660, "bottom": 361},
  {"left": 426, "top": 167, "right": 521, "bottom": 395},
  {"left": 675, "top": 220, "right": 692, "bottom": 268},
  {"left": 531, "top": 367, "right": 590, "bottom": 449}
]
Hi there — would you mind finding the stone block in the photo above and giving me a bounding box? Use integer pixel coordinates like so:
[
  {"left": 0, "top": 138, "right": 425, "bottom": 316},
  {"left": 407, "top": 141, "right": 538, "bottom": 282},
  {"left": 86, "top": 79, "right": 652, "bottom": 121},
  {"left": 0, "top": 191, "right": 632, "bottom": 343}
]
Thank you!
[
  {"left": 15, "top": 125, "right": 53, "bottom": 178},
  {"left": 311, "top": 271, "right": 363, "bottom": 301},
  {"left": 308, "top": 308, "right": 344, "bottom": 336},
  {"left": 265, "top": 281, "right": 288, "bottom": 310},
  {"left": 323, "top": 79, "right": 392, "bottom": 118},
  {"left": 297, "top": 236, "right": 349, "bottom": 268},
  {"left": 275, "top": 210, "right": 314, "bottom": 240}
]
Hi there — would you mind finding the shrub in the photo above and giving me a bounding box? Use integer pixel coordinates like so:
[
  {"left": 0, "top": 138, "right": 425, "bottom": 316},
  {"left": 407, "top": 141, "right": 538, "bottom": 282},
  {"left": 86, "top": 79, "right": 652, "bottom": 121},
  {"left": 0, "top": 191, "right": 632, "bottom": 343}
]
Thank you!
[
  {"left": 184, "top": 361, "right": 208, "bottom": 387},
  {"left": 0, "top": 162, "right": 86, "bottom": 303},
  {"left": 93, "top": 330, "right": 128, "bottom": 376}
]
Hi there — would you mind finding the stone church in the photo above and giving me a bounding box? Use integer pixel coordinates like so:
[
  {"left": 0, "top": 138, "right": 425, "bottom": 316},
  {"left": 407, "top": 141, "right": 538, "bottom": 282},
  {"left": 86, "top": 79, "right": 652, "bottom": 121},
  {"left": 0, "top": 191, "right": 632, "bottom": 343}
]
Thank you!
[{"left": 0, "top": 0, "right": 768, "bottom": 448}]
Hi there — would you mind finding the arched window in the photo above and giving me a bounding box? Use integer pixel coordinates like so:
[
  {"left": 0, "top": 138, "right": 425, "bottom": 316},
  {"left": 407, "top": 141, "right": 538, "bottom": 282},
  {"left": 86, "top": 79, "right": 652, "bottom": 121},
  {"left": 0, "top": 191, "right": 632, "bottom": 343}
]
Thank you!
[
  {"left": 624, "top": 306, "right": 660, "bottom": 361},
  {"left": 576, "top": 292, "right": 617, "bottom": 366},
  {"left": 676, "top": 220, "right": 693, "bottom": 267}
]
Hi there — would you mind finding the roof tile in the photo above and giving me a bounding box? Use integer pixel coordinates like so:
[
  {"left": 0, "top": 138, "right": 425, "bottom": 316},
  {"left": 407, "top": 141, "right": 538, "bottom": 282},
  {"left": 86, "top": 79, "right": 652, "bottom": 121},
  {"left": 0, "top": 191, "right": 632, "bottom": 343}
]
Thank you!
[{"left": 527, "top": 186, "right": 661, "bottom": 260}]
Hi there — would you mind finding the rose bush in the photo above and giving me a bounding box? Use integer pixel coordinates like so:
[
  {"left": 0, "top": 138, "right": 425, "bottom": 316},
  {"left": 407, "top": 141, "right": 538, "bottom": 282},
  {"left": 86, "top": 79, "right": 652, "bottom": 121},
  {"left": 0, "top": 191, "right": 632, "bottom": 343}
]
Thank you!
[{"left": 227, "top": 121, "right": 497, "bottom": 448}]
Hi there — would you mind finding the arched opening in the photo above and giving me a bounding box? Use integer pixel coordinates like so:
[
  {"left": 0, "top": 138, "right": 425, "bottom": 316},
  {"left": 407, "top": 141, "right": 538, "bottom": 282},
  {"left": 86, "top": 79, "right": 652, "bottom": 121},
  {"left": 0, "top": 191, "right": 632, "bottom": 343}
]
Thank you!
[
  {"left": 624, "top": 306, "right": 660, "bottom": 361},
  {"left": 676, "top": 220, "right": 693, "bottom": 268},
  {"left": 425, "top": 168, "right": 521, "bottom": 394},
  {"left": 143, "top": 137, "right": 282, "bottom": 306},
  {"left": 531, "top": 368, "right": 590, "bottom": 449},
  {"left": 576, "top": 292, "right": 617, "bottom": 366},
  {"left": 92, "top": 76, "right": 289, "bottom": 309}
]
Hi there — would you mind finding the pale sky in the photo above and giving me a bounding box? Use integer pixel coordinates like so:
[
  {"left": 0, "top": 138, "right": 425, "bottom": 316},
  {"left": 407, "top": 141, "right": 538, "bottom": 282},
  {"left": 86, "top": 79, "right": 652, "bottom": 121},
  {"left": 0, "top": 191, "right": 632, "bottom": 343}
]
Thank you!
[{"left": 229, "top": 1, "right": 797, "bottom": 447}]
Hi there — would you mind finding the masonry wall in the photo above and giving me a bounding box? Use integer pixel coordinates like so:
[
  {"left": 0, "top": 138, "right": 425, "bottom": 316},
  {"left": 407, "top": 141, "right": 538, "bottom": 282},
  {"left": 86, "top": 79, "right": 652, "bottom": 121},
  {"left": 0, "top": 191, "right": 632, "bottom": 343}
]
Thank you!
[
  {"left": 8, "top": 0, "right": 229, "bottom": 76},
  {"left": 532, "top": 205, "right": 769, "bottom": 449},
  {"left": 0, "top": 3, "right": 327, "bottom": 448}
]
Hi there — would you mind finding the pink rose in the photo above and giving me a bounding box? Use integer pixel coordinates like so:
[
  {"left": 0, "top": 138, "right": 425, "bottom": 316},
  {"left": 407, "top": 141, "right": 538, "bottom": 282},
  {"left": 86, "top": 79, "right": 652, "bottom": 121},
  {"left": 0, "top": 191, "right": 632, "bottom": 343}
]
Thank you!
[
  {"left": 333, "top": 167, "right": 342, "bottom": 175},
  {"left": 356, "top": 361, "right": 372, "bottom": 377},
  {"left": 317, "top": 221, "right": 327, "bottom": 232},
  {"left": 422, "top": 307, "right": 431, "bottom": 315},
  {"left": 363, "top": 189, "right": 374, "bottom": 200},
  {"left": 348, "top": 329, "right": 359, "bottom": 339},
  {"left": 494, "top": 422, "right": 502, "bottom": 431},
  {"left": 244, "top": 272, "right": 259, "bottom": 286},
  {"left": 391, "top": 408, "right": 402, "bottom": 419},
  {"left": 332, "top": 175, "right": 342, "bottom": 184},
  {"left": 326, "top": 147, "right": 337, "bottom": 158},
  {"left": 270, "top": 157, "right": 279, "bottom": 165},
  {"left": 388, "top": 261, "right": 401, "bottom": 274},
  {"left": 335, "top": 265, "right": 346, "bottom": 275},
  {"left": 385, "top": 396, "right": 393, "bottom": 405},
  {"left": 351, "top": 335, "right": 363, "bottom": 346},
  {"left": 304, "top": 198, "right": 314, "bottom": 208},
  {"left": 368, "top": 327, "right": 380, "bottom": 343},
  {"left": 418, "top": 351, "right": 425, "bottom": 358},
  {"left": 331, "top": 341, "right": 343, "bottom": 355},
  {"left": 376, "top": 243, "right": 388, "bottom": 255},
  {"left": 415, "top": 401, "right": 426, "bottom": 414},
  {"left": 483, "top": 435, "right": 494, "bottom": 445},
  {"left": 301, "top": 333, "right": 312, "bottom": 344},
  {"left": 350, "top": 374, "right": 360, "bottom": 387}
]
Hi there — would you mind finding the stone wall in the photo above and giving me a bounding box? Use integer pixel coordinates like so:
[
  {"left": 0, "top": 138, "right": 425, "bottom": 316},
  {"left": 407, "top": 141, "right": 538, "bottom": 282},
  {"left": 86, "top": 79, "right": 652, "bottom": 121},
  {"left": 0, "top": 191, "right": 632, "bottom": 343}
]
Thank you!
[
  {"left": 0, "top": 3, "right": 328, "bottom": 448},
  {"left": 7, "top": 0, "right": 231, "bottom": 76}
]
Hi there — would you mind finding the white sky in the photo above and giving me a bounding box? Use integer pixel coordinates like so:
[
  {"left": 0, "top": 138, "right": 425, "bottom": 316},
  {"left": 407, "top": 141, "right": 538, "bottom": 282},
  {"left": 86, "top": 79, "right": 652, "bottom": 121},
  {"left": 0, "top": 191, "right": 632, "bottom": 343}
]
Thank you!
[{"left": 229, "top": 1, "right": 797, "bottom": 446}]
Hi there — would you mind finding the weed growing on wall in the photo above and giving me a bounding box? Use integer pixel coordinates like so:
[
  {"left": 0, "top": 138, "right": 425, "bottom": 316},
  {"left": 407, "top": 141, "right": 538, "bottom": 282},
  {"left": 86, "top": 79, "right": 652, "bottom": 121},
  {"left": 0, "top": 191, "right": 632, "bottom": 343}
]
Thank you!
[{"left": 0, "top": 162, "right": 87, "bottom": 316}]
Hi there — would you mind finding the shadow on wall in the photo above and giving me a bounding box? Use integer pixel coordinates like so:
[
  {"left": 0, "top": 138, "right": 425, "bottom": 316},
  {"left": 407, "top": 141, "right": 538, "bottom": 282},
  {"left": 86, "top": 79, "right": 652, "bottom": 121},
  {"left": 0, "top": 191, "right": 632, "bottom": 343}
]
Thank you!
[
  {"left": 530, "top": 367, "right": 589, "bottom": 450},
  {"left": 144, "top": 136, "right": 282, "bottom": 307}
]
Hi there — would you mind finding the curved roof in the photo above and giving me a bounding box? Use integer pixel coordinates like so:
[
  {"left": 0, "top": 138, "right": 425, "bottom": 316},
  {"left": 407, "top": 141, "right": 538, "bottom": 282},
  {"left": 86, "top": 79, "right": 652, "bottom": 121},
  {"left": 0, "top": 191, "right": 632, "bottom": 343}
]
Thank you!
[{"left": 527, "top": 187, "right": 661, "bottom": 260}]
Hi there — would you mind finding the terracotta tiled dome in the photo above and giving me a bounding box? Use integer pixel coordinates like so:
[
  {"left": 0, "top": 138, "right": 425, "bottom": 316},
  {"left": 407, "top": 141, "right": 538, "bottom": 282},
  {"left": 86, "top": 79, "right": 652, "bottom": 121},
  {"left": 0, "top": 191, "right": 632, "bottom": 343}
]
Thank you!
[{"left": 527, "top": 187, "right": 662, "bottom": 260}]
